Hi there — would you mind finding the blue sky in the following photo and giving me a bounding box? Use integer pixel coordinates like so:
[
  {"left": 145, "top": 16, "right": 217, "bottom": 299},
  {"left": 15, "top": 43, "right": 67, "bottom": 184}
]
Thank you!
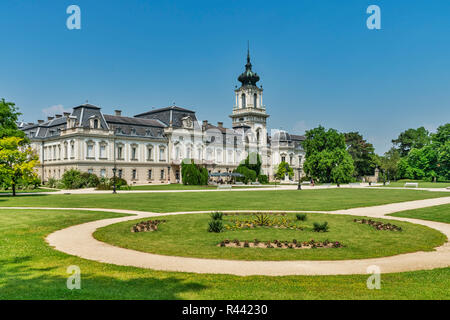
[{"left": 1, "top": 0, "right": 449, "bottom": 154}]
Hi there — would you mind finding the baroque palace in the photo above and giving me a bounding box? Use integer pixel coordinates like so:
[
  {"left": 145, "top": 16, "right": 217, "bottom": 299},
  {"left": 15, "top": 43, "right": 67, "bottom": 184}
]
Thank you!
[{"left": 20, "top": 51, "right": 305, "bottom": 184}]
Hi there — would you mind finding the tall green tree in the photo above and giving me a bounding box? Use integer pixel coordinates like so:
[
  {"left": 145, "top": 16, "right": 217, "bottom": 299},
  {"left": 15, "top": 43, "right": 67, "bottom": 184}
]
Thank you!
[
  {"left": 0, "top": 137, "right": 38, "bottom": 196},
  {"left": 379, "top": 148, "right": 401, "bottom": 181},
  {"left": 0, "top": 98, "right": 27, "bottom": 140},
  {"left": 344, "top": 132, "right": 379, "bottom": 177},
  {"left": 392, "top": 127, "right": 430, "bottom": 157},
  {"left": 396, "top": 123, "right": 449, "bottom": 181},
  {"left": 303, "top": 126, "right": 355, "bottom": 184},
  {"left": 275, "top": 161, "right": 294, "bottom": 180},
  {"left": 241, "top": 152, "right": 262, "bottom": 175}
]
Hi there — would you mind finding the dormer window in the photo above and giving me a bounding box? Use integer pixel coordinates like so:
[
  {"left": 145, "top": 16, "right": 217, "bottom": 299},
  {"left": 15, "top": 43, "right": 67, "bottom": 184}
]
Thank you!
[
  {"left": 131, "top": 128, "right": 136, "bottom": 135},
  {"left": 93, "top": 119, "right": 99, "bottom": 129},
  {"left": 115, "top": 127, "right": 123, "bottom": 134}
]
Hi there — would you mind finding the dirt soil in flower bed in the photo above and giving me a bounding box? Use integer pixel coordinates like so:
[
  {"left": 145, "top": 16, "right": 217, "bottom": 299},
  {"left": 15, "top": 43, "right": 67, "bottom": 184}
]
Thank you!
[{"left": 217, "top": 239, "right": 343, "bottom": 249}]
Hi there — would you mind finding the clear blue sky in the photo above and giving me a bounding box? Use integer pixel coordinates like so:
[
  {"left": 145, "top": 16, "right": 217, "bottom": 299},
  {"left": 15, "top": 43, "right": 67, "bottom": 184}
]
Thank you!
[{"left": 1, "top": 0, "right": 449, "bottom": 154}]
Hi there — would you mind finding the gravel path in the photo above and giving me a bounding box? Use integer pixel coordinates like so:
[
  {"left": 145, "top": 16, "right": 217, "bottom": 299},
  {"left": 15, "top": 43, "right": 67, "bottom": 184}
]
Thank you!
[{"left": 3, "top": 196, "right": 450, "bottom": 276}]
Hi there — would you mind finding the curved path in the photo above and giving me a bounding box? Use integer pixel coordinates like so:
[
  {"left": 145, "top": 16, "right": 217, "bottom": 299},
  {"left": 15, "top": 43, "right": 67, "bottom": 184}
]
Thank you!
[{"left": 4, "top": 196, "right": 450, "bottom": 276}]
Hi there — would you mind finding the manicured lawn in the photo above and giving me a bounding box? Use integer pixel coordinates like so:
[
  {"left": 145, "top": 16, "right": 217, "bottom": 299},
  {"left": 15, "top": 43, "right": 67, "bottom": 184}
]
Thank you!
[
  {"left": 374, "top": 180, "right": 450, "bottom": 189},
  {"left": 390, "top": 204, "right": 450, "bottom": 224},
  {"left": 0, "top": 189, "right": 448, "bottom": 213},
  {"left": 0, "top": 187, "right": 57, "bottom": 194},
  {"left": 128, "top": 184, "right": 273, "bottom": 190},
  {"left": 1, "top": 208, "right": 449, "bottom": 299},
  {"left": 94, "top": 212, "right": 446, "bottom": 261}
]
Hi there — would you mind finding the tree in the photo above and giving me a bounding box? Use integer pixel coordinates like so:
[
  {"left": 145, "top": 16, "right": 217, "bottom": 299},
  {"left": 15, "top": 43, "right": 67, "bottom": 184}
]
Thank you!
[
  {"left": 0, "top": 98, "right": 27, "bottom": 141},
  {"left": 275, "top": 161, "right": 294, "bottom": 180},
  {"left": 181, "top": 159, "right": 208, "bottom": 185},
  {"left": 392, "top": 127, "right": 430, "bottom": 157},
  {"left": 242, "top": 152, "right": 262, "bottom": 175},
  {"left": 0, "top": 137, "right": 38, "bottom": 196},
  {"left": 379, "top": 148, "right": 401, "bottom": 181},
  {"left": 303, "top": 126, "right": 355, "bottom": 184},
  {"left": 234, "top": 165, "right": 257, "bottom": 184},
  {"left": 396, "top": 123, "right": 449, "bottom": 181},
  {"left": 344, "top": 132, "right": 379, "bottom": 177}
]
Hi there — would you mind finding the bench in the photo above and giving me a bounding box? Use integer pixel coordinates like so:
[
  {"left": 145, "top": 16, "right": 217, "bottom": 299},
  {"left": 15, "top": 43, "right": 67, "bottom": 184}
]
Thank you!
[
  {"left": 404, "top": 182, "right": 419, "bottom": 188},
  {"left": 301, "top": 182, "right": 311, "bottom": 186},
  {"left": 322, "top": 183, "right": 331, "bottom": 187},
  {"left": 235, "top": 182, "right": 244, "bottom": 185},
  {"left": 349, "top": 183, "right": 361, "bottom": 187},
  {"left": 217, "top": 184, "right": 232, "bottom": 189},
  {"left": 251, "top": 182, "right": 261, "bottom": 185}
]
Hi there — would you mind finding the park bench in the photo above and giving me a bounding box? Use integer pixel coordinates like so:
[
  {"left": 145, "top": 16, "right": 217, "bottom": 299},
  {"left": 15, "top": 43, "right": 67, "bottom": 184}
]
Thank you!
[
  {"left": 217, "top": 184, "right": 232, "bottom": 189},
  {"left": 235, "top": 182, "right": 244, "bottom": 185},
  {"left": 322, "top": 183, "right": 331, "bottom": 187},
  {"left": 301, "top": 182, "right": 311, "bottom": 186},
  {"left": 251, "top": 182, "right": 261, "bottom": 185},
  {"left": 404, "top": 182, "right": 419, "bottom": 188}
]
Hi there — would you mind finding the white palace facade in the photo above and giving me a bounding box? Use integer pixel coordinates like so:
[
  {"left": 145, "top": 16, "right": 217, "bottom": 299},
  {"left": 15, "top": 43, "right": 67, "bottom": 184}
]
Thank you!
[{"left": 20, "top": 51, "right": 306, "bottom": 184}]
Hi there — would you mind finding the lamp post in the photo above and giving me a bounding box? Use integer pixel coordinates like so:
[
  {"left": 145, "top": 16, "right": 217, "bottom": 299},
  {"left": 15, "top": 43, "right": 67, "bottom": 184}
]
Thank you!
[
  {"left": 382, "top": 168, "right": 386, "bottom": 186},
  {"left": 112, "top": 137, "right": 117, "bottom": 194},
  {"left": 112, "top": 167, "right": 117, "bottom": 194},
  {"left": 167, "top": 166, "right": 171, "bottom": 184},
  {"left": 297, "top": 166, "right": 302, "bottom": 190}
]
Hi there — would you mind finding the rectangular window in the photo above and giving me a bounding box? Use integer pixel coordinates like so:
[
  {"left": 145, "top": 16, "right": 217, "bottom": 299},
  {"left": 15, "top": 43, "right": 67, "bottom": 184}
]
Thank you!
[
  {"left": 87, "top": 145, "right": 93, "bottom": 158},
  {"left": 88, "top": 169, "right": 93, "bottom": 174},
  {"left": 100, "top": 145, "right": 106, "bottom": 158},
  {"left": 159, "top": 148, "right": 165, "bottom": 161},
  {"left": 132, "top": 169, "right": 137, "bottom": 180},
  {"left": 131, "top": 147, "right": 137, "bottom": 160},
  {"left": 117, "top": 146, "right": 123, "bottom": 159},
  {"left": 147, "top": 147, "right": 153, "bottom": 160},
  {"left": 118, "top": 169, "right": 122, "bottom": 178},
  {"left": 160, "top": 169, "right": 165, "bottom": 180},
  {"left": 100, "top": 169, "right": 106, "bottom": 178},
  {"left": 148, "top": 169, "right": 152, "bottom": 179}
]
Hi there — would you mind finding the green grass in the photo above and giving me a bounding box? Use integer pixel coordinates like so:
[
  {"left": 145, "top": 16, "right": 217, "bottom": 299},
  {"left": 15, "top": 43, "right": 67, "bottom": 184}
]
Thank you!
[
  {"left": 0, "top": 188, "right": 448, "bottom": 213},
  {"left": 390, "top": 204, "right": 450, "bottom": 224},
  {"left": 0, "top": 208, "right": 449, "bottom": 299},
  {"left": 374, "top": 179, "right": 450, "bottom": 189},
  {"left": 94, "top": 212, "right": 446, "bottom": 261},
  {"left": 0, "top": 187, "right": 57, "bottom": 194},
  {"left": 128, "top": 184, "right": 272, "bottom": 190}
]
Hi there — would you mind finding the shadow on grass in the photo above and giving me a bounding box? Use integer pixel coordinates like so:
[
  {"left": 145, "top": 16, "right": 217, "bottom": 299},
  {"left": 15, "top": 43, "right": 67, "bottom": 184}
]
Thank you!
[{"left": 0, "top": 256, "right": 207, "bottom": 300}]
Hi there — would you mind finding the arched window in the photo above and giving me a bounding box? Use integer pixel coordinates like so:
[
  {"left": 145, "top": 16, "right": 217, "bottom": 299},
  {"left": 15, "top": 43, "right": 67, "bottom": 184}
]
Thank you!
[
  {"left": 253, "top": 93, "right": 258, "bottom": 108},
  {"left": 256, "top": 130, "right": 260, "bottom": 144},
  {"left": 241, "top": 94, "right": 246, "bottom": 108}
]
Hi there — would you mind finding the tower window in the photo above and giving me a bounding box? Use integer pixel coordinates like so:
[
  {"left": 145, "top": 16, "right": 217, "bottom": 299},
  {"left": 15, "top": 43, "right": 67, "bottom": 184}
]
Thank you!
[
  {"left": 241, "top": 94, "right": 246, "bottom": 108},
  {"left": 253, "top": 93, "right": 257, "bottom": 108}
]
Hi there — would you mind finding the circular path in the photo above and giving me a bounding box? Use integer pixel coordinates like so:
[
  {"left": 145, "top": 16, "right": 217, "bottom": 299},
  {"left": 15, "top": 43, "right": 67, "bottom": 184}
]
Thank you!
[{"left": 4, "top": 196, "right": 450, "bottom": 276}]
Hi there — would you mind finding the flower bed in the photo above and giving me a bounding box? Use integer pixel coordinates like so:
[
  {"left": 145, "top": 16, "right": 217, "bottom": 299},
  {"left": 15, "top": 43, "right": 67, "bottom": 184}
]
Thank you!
[
  {"left": 225, "top": 213, "right": 303, "bottom": 231},
  {"left": 353, "top": 218, "right": 402, "bottom": 231},
  {"left": 131, "top": 220, "right": 166, "bottom": 232},
  {"left": 217, "top": 239, "right": 343, "bottom": 249}
]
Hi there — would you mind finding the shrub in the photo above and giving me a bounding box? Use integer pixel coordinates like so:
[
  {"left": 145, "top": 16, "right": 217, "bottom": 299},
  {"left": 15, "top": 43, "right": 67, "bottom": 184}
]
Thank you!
[
  {"left": 210, "top": 212, "right": 223, "bottom": 220},
  {"left": 181, "top": 159, "right": 208, "bottom": 185},
  {"left": 252, "top": 213, "right": 272, "bottom": 226},
  {"left": 61, "top": 169, "right": 84, "bottom": 189},
  {"left": 208, "top": 220, "right": 224, "bottom": 233},
  {"left": 296, "top": 213, "right": 307, "bottom": 221},
  {"left": 313, "top": 221, "right": 329, "bottom": 232},
  {"left": 234, "top": 165, "right": 257, "bottom": 184},
  {"left": 46, "top": 177, "right": 58, "bottom": 188},
  {"left": 81, "top": 172, "right": 100, "bottom": 188},
  {"left": 257, "top": 174, "right": 269, "bottom": 184}
]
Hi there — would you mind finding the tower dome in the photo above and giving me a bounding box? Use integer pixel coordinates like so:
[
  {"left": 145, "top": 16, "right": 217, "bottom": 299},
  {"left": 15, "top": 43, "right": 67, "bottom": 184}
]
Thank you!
[{"left": 238, "top": 49, "right": 260, "bottom": 86}]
